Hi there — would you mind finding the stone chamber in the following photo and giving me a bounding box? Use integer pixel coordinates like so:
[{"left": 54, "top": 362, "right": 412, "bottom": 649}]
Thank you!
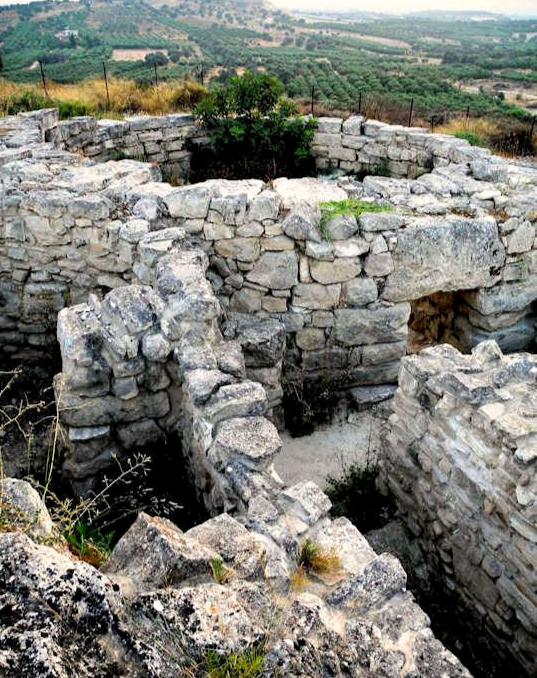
[{"left": 0, "top": 108, "right": 535, "bottom": 678}]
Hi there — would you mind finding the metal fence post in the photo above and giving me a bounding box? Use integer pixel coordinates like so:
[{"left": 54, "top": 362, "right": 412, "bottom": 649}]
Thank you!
[
  {"left": 103, "top": 62, "right": 110, "bottom": 110},
  {"left": 38, "top": 60, "right": 49, "bottom": 99}
]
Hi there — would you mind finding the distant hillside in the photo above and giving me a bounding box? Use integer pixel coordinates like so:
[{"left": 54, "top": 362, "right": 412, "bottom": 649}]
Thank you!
[{"left": 0, "top": 0, "right": 535, "bottom": 123}]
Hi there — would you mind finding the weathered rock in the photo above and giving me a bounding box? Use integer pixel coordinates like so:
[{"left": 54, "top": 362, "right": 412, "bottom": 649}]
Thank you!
[
  {"left": 334, "top": 303, "right": 410, "bottom": 346},
  {"left": 383, "top": 217, "right": 505, "bottom": 302},
  {"left": 0, "top": 478, "right": 53, "bottom": 539},
  {"left": 103, "top": 512, "right": 217, "bottom": 589},
  {"left": 246, "top": 251, "right": 298, "bottom": 289},
  {"left": 282, "top": 202, "right": 322, "bottom": 242}
]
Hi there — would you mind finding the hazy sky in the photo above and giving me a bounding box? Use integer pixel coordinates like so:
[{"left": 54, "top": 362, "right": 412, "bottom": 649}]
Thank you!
[
  {"left": 270, "top": 0, "right": 537, "bottom": 15},
  {"left": 0, "top": 0, "right": 535, "bottom": 13}
]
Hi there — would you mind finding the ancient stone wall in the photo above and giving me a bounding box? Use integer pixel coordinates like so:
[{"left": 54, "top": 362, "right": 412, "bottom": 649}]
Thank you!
[
  {"left": 56, "top": 233, "right": 284, "bottom": 498},
  {"left": 49, "top": 112, "right": 208, "bottom": 182},
  {"left": 381, "top": 342, "right": 537, "bottom": 676},
  {"left": 311, "top": 115, "right": 490, "bottom": 177},
  {"left": 1, "top": 110, "right": 536, "bottom": 383}
]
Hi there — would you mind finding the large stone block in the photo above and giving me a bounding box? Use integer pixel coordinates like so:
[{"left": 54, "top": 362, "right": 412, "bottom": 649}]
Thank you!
[
  {"left": 246, "top": 251, "right": 298, "bottom": 290},
  {"left": 334, "top": 303, "right": 410, "bottom": 346},
  {"left": 292, "top": 282, "right": 341, "bottom": 310},
  {"left": 383, "top": 216, "right": 506, "bottom": 302},
  {"left": 461, "top": 279, "right": 537, "bottom": 315},
  {"left": 310, "top": 258, "right": 361, "bottom": 284}
]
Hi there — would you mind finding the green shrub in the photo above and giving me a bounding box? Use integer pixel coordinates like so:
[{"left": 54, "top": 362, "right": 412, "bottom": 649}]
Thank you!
[
  {"left": 453, "top": 130, "right": 483, "bottom": 147},
  {"left": 56, "top": 99, "right": 92, "bottom": 119},
  {"left": 6, "top": 89, "right": 50, "bottom": 115},
  {"left": 190, "top": 71, "right": 316, "bottom": 181},
  {"left": 65, "top": 521, "right": 114, "bottom": 567}
]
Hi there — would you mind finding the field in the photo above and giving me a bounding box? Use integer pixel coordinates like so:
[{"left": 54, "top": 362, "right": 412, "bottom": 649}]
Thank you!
[{"left": 0, "top": 0, "right": 536, "bottom": 125}]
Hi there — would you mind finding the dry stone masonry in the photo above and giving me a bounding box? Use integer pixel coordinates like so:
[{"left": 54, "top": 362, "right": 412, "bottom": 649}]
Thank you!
[
  {"left": 381, "top": 342, "right": 537, "bottom": 675},
  {"left": 0, "top": 108, "right": 536, "bottom": 677}
]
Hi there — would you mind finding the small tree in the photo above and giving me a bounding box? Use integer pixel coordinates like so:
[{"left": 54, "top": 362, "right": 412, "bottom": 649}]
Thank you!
[{"left": 191, "top": 71, "right": 316, "bottom": 181}]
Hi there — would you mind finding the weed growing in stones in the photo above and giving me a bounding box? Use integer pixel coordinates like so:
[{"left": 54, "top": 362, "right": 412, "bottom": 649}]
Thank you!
[
  {"left": 210, "top": 556, "right": 233, "bottom": 585},
  {"left": 325, "top": 465, "right": 394, "bottom": 534},
  {"left": 297, "top": 537, "right": 340, "bottom": 574},
  {"left": 65, "top": 520, "right": 115, "bottom": 567},
  {"left": 200, "top": 647, "right": 266, "bottom": 678},
  {"left": 318, "top": 198, "right": 392, "bottom": 242}
]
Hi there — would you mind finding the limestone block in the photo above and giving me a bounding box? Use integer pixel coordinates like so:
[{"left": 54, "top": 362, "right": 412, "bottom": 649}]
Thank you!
[
  {"left": 204, "top": 381, "right": 267, "bottom": 424},
  {"left": 364, "top": 252, "right": 394, "bottom": 277},
  {"left": 306, "top": 241, "right": 334, "bottom": 261},
  {"left": 0, "top": 478, "right": 54, "bottom": 539},
  {"left": 245, "top": 251, "right": 298, "bottom": 290},
  {"left": 316, "top": 117, "right": 343, "bottom": 134},
  {"left": 247, "top": 190, "right": 281, "bottom": 221},
  {"left": 342, "top": 277, "right": 378, "bottom": 306},
  {"left": 361, "top": 341, "right": 407, "bottom": 366},
  {"left": 184, "top": 368, "right": 234, "bottom": 405},
  {"left": 507, "top": 221, "right": 535, "bottom": 254},
  {"left": 333, "top": 237, "right": 370, "bottom": 258},
  {"left": 163, "top": 184, "right": 212, "bottom": 219},
  {"left": 292, "top": 283, "right": 341, "bottom": 310},
  {"left": 342, "top": 116, "right": 365, "bottom": 136},
  {"left": 209, "top": 417, "right": 281, "bottom": 471},
  {"left": 210, "top": 193, "right": 247, "bottom": 226},
  {"left": 215, "top": 237, "right": 260, "bottom": 262},
  {"left": 462, "top": 280, "right": 537, "bottom": 315},
  {"left": 295, "top": 327, "right": 326, "bottom": 351},
  {"left": 262, "top": 296, "right": 287, "bottom": 313},
  {"left": 334, "top": 303, "right": 410, "bottom": 346},
  {"left": 103, "top": 512, "right": 217, "bottom": 588},
  {"left": 310, "top": 258, "right": 361, "bottom": 284},
  {"left": 272, "top": 177, "right": 347, "bottom": 209},
  {"left": 204, "top": 222, "right": 234, "bottom": 240},
  {"left": 383, "top": 217, "right": 505, "bottom": 302},
  {"left": 325, "top": 214, "right": 358, "bottom": 240},
  {"left": 359, "top": 212, "right": 405, "bottom": 232},
  {"left": 260, "top": 235, "right": 295, "bottom": 251},
  {"left": 57, "top": 386, "right": 170, "bottom": 427},
  {"left": 280, "top": 481, "right": 332, "bottom": 525},
  {"left": 282, "top": 202, "right": 322, "bottom": 242}
]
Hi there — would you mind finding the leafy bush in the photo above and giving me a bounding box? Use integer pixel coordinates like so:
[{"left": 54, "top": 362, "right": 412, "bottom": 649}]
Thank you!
[
  {"left": 453, "top": 130, "right": 483, "bottom": 147},
  {"left": 190, "top": 71, "right": 316, "bottom": 181},
  {"left": 4, "top": 88, "right": 50, "bottom": 115},
  {"left": 56, "top": 98, "right": 91, "bottom": 119}
]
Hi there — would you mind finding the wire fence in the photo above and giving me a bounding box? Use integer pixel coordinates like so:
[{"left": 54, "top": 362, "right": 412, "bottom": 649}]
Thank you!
[{"left": 2, "top": 58, "right": 536, "bottom": 139}]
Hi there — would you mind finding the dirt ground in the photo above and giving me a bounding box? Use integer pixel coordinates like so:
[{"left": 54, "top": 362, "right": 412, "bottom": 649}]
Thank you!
[{"left": 274, "top": 408, "right": 384, "bottom": 490}]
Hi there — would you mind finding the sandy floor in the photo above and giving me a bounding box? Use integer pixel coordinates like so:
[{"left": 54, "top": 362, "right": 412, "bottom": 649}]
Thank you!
[{"left": 274, "top": 410, "right": 383, "bottom": 491}]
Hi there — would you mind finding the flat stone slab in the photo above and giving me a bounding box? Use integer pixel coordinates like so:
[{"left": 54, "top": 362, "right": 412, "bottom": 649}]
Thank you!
[
  {"left": 383, "top": 216, "right": 505, "bottom": 302},
  {"left": 272, "top": 177, "right": 348, "bottom": 208}
]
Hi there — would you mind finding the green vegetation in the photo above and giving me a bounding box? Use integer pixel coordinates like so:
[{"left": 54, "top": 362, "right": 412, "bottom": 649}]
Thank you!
[
  {"left": 453, "top": 130, "right": 483, "bottom": 147},
  {"left": 0, "top": 0, "right": 534, "bottom": 128},
  {"left": 190, "top": 71, "right": 316, "bottom": 181},
  {"left": 201, "top": 647, "right": 265, "bottom": 678},
  {"left": 318, "top": 198, "right": 392, "bottom": 241},
  {"left": 65, "top": 521, "right": 115, "bottom": 567},
  {"left": 296, "top": 537, "right": 340, "bottom": 574},
  {"left": 325, "top": 464, "right": 394, "bottom": 534},
  {"left": 210, "top": 556, "right": 233, "bottom": 584}
]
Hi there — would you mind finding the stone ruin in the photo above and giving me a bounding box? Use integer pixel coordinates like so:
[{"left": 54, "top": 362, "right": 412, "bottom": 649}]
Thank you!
[{"left": 0, "top": 108, "right": 535, "bottom": 677}]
